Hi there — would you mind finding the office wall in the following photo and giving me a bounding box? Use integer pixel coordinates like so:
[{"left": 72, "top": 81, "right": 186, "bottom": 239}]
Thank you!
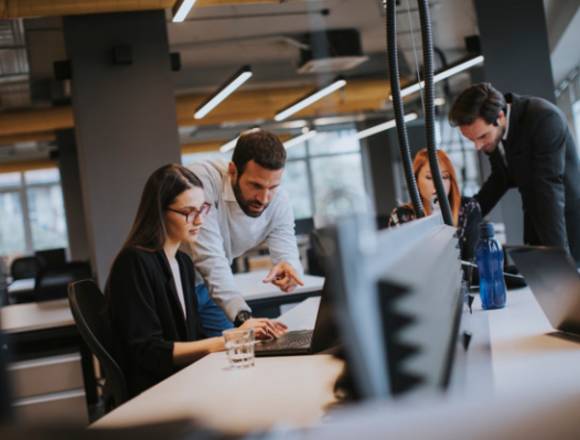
[{"left": 63, "top": 11, "right": 180, "bottom": 285}]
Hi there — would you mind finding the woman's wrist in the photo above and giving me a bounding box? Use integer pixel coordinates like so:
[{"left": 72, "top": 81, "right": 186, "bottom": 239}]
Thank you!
[{"left": 209, "top": 336, "right": 225, "bottom": 353}]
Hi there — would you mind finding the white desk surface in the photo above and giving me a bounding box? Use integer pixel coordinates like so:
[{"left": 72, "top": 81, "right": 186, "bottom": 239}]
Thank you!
[
  {"left": 485, "top": 287, "right": 580, "bottom": 395},
  {"left": 0, "top": 299, "right": 73, "bottom": 334},
  {"left": 93, "top": 298, "right": 341, "bottom": 434},
  {"left": 7, "top": 278, "right": 34, "bottom": 293},
  {"left": 236, "top": 270, "right": 324, "bottom": 301},
  {"left": 94, "top": 287, "right": 580, "bottom": 437},
  {"left": 289, "top": 288, "right": 580, "bottom": 439}
]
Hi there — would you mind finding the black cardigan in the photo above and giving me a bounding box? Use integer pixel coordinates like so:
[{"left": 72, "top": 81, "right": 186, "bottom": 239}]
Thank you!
[
  {"left": 474, "top": 93, "right": 580, "bottom": 264},
  {"left": 106, "top": 247, "right": 203, "bottom": 397}
]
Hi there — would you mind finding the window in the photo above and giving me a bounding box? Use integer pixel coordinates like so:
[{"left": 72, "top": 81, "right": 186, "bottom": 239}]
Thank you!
[
  {"left": 0, "top": 168, "right": 68, "bottom": 260},
  {"left": 0, "top": 190, "right": 26, "bottom": 255},
  {"left": 286, "top": 125, "right": 368, "bottom": 222},
  {"left": 181, "top": 125, "right": 369, "bottom": 224}
]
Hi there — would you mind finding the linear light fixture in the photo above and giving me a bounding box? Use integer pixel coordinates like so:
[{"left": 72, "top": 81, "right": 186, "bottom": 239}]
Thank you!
[
  {"left": 393, "top": 55, "right": 485, "bottom": 99},
  {"left": 284, "top": 130, "right": 317, "bottom": 149},
  {"left": 194, "top": 66, "right": 253, "bottom": 119},
  {"left": 357, "top": 113, "right": 418, "bottom": 140},
  {"left": 172, "top": 0, "right": 198, "bottom": 23},
  {"left": 274, "top": 78, "right": 347, "bottom": 122}
]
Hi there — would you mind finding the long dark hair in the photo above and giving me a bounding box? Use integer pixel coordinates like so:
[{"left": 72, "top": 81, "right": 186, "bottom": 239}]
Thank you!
[{"left": 123, "top": 164, "right": 203, "bottom": 252}]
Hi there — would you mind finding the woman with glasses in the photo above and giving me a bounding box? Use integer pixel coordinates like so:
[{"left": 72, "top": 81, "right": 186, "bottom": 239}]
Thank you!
[{"left": 106, "top": 164, "right": 281, "bottom": 397}]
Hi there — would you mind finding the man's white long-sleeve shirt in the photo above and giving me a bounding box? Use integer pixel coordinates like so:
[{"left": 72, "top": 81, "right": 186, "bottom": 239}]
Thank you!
[{"left": 189, "top": 160, "right": 303, "bottom": 321}]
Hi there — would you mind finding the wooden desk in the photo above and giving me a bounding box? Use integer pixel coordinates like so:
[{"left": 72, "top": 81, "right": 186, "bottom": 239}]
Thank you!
[
  {"left": 236, "top": 270, "right": 324, "bottom": 302},
  {"left": 94, "top": 286, "right": 580, "bottom": 436},
  {"left": 1, "top": 298, "right": 96, "bottom": 422},
  {"left": 1, "top": 299, "right": 73, "bottom": 334},
  {"left": 236, "top": 270, "right": 324, "bottom": 318},
  {"left": 485, "top": 287, "right": 580, "bottom": 395},
  {"left": 92, "top": 298, "right": 342, "bottom": 434},
  {"left": 290, "top": 288, "right": 580, "bottom": 439}
]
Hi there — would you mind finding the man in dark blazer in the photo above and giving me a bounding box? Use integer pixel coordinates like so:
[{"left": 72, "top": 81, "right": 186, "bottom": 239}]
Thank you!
[{"left": 449, "top": 82, "right": 580, "bottom": 264}]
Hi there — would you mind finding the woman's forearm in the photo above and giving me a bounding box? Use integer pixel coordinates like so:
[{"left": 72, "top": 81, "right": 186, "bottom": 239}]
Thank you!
[{"left": 172, "top": 337, "right": 225, "bottom": 366}]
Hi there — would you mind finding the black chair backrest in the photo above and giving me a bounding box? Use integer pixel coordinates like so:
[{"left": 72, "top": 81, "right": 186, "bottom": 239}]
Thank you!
[
  {"left": 10, "top": 257, "right": 38, "bottom": 280},
  {"left": 295, "top": 217, "right": 315, "bottom": 236},
  {"left": 68, "top": 280, "right": 128, "bottom": 412},
  {"left": 35, "top": 248, "right": 66, "bottom": 271},
  {"left": 35, "top": 261, "right": 92, "bottom": 302}
]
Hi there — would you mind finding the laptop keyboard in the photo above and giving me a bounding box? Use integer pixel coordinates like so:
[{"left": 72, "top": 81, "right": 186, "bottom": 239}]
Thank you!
[{"left": 256, "top": 329, "right": 313, "bottom": 352}]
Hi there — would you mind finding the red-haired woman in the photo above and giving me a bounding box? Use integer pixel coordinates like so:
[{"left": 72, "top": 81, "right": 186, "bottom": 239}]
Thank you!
[{"left": 388, "top": 148, "right": 481, "bottom": 260}]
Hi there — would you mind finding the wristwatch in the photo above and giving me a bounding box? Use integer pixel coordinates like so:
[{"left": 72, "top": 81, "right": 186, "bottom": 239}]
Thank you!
[{"left": 234, "top": 310, "right": 252, "bottom": 327}]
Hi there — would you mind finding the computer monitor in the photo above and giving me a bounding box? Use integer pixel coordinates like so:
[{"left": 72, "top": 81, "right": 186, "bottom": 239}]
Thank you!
[{"left": 323, "top": 213, "right": 463, "bottom": 400}]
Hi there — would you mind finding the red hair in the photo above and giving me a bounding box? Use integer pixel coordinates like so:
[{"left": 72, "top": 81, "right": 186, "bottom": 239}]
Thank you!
[{"left": 413, "top": 148, "right": 461, "bottom": 225}]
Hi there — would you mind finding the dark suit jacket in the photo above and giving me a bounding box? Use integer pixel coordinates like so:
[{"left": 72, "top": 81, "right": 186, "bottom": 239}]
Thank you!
[
  {"left": 106, "top": 247, "right": 203, "bottom": 397},
  {"left": 475, "top": 93, "right": 580, "bottom": 263}
]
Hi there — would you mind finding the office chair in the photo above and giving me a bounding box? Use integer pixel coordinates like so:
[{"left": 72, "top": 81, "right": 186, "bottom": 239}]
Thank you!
[
  {"left": 34, "top": 261, "right": 92, "bottom": 302},
  {"left": 68, "top": 280, "right": 128, "bottom": 413},
  {"left": 35, "top": 248, "right": 67, "bottom": 271},
  {"left": 10, "top": 256, "right": 38, "bottom": 280}
]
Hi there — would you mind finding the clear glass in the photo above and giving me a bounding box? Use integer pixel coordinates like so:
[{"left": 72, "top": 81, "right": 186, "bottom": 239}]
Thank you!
[
  {"left": 282, "top": 160, "right": 313, "bottom": 220},
  {"left": 311, "top": 153, "right": 368, "bottom": 219},
  {"left": 0, "top": 191, "right": 26, "bottom": 256},
  {"left": 27, "top": 185, "right": 68, "bottom": 251},
  {"left": 223, "top": 327, "right": 255, "bottom": 369},
  {"left": 24, "top": 168, "right": 60, "bottom": 185}
]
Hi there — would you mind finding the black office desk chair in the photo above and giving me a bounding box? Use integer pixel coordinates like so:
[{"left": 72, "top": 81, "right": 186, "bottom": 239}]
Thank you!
[
  {"left": 10, "top": 256, "right": 38, "bottom": 280},
  {"left": 68, "top": 280, "right": 128, "bottom": 414}
]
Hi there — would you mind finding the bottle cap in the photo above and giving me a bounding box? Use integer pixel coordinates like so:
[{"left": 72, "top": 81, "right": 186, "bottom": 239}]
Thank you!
[{"left": 480, "top": 222, "right": 495, "bottom": 238}]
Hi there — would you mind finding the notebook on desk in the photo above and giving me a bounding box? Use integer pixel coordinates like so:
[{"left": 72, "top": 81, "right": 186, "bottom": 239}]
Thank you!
[
  {"left": 508, "top": 246, "right": 580, "bottom": 338},
  {"left": 255, "top": 282, "right": 337, "bottom": 356}
]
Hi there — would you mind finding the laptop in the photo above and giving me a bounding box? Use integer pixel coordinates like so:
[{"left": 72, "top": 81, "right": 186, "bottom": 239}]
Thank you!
[
  {"left": 255, "top": 282, "right": 338, "bottom": 356},
  {"left": 508, "top": 246, "right": 580, "bottom": 337}
]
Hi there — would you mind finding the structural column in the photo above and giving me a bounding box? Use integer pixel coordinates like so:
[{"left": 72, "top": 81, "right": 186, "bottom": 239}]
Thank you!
[{"left": 63, "top": 10, "right": 181, "bottom": 285}]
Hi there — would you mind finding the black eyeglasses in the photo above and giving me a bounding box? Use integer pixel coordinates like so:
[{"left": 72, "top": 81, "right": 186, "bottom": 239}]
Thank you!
[{"left": 167, "top": 202, "right": 211, "bottom": 223}]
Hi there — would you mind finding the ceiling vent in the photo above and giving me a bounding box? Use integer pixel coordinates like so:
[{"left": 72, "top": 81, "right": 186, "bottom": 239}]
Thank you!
[{"left": 297, "top": 29, "right": 368, "bottom": 74}]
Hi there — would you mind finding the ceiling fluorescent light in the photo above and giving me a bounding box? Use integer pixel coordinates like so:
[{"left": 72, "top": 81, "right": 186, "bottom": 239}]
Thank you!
[
  {"left": 357, "top": 113, "right": 418, "bottom": 140},
  {"left": 173, "top": 0, "right": 198, "bottom": 23},
  {"left": 393, "top": 55, "right": 484, "bottom": 99},
  {"left": 194, "top": 66, "right": 253, "bottom": 119},
  {"left": 274, "top": 78, "right": 347, "bottom": 122},
  {"left": 284, "top": 130, "right": 317, "bottom": 149},
  {"left": 219, "top": 136, "right": 239, "bottom": 153}
]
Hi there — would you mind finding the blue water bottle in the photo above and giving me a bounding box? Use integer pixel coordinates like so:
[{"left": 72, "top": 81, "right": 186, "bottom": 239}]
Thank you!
[{"left": 476, "top": 223, "right": 506, "bottom": 310}]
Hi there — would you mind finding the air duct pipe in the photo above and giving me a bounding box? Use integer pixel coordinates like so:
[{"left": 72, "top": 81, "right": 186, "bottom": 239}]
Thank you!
[{"left": 385, "top": 0, "right": 453, "bottom": 226}]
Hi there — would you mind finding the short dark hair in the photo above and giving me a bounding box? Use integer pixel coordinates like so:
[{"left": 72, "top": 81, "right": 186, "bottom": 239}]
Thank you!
[
  {"left": 231, "top": 129, "right": 286, "bottom": 175},
  {"left": 449, "top": 82, "right": 506, "bottom": 126},
  {"left": 123, "top": 164, "right": 203, "bottom": 252}
]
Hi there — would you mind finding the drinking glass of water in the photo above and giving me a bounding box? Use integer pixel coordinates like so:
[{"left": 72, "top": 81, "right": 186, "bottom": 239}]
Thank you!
[{"left": 223, "top": 328, "right": 255, "bottom": 369}]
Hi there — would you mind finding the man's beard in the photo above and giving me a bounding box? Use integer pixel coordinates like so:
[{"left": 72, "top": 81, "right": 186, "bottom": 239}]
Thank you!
[
  {"left": 484, "top": 127, "right": 505, "bottom": 155},
  {"left": 232, "top": 178, "right": 269, "bottom": 218}
]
